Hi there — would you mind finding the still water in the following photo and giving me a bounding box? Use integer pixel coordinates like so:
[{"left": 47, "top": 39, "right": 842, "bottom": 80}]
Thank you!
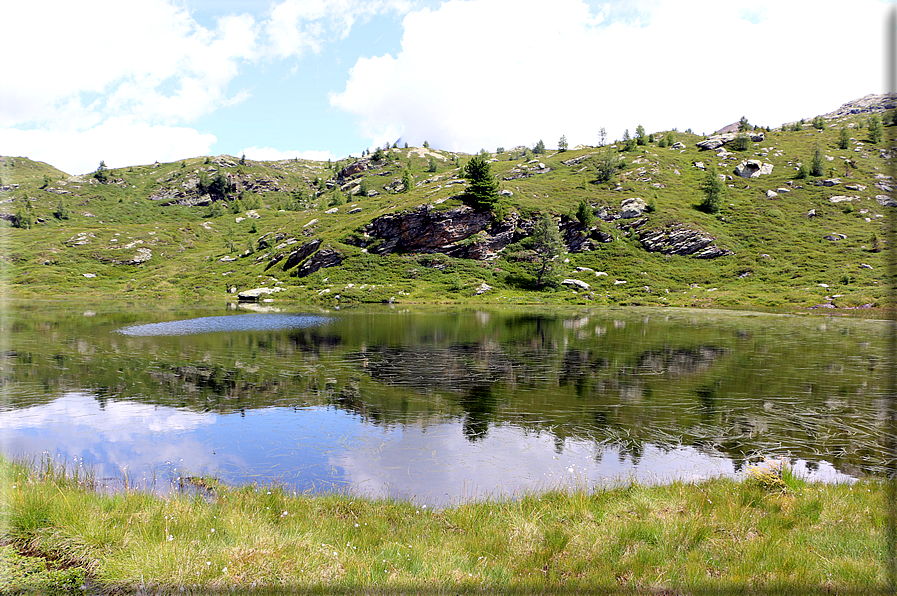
[{"left": 0, "top": 303, "right": 890, "bottom": 505}]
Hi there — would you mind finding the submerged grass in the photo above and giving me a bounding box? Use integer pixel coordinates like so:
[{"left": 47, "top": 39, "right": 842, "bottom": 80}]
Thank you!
[{"left": 0, "top": 456, "right": 887, "bottom": 594}]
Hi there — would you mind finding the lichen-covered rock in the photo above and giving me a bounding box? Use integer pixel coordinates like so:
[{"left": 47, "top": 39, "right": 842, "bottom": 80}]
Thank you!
[{"left": 638, "top": 225, "right": 732, "bottom": 258}]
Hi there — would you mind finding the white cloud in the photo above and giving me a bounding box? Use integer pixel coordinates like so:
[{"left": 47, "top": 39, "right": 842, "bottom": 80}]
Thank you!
[
  {"left": 1, "top": 0, "right": 419, "bottom": 171},
  {"left": 1, "top": 1, "right": 258, "bottom": 129},
  {"left": 241, "top": 145, "right": 336, "bottom": 162},
  {"left": 0, "top": 119, "right": 217, "bottom": 175},
  {"left": 263, "top": 0, "right": 414, "bottom": 58},
  {"left": 332, "top": 0, "right": 890, "bottom": 152}
]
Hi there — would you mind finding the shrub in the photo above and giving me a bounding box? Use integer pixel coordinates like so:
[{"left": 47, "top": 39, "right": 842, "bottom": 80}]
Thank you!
[
  {"left": 869, "top": 114, "right": 882, "bottom": 143},
  {"left": 635, "top": 125, "right": 646, "bottom": 146},
  {"left": 575, "top": 198, "right": 595, "bottom": 227},
  {"left": 738, "top": 116, "right": 750, "bottom": 132},
  {"left": 698, "top": 168, "right": 724, "bottom": 214},
  {"left": 795, "top": 163, "right": 809, "bottom": 179},
  {"left": 427, "top": 158, "right": 437, "bottom": 173},
  {"left": 812, "top": 115, "right": 826, "bottom": 130},
  {"left": 838, "top": 127, "right": 850, "bottom": 150},
  {"left": 534, "top": 139, "right": 546, "bottom": 154},
  {"left": 732, "top": 133, "right": 750, "bottom": 151},
  {"left": 558, "top": 135, "right": 568, "bottom": 152},
  {"left": 595, "top": 147, "right": 622, "bottom": 183},
  {"left": 52, "top": 201, "right": 69, "bottom": 220},
  {"left": 93, "top": 160, "right": 108, "bottom": 183}
]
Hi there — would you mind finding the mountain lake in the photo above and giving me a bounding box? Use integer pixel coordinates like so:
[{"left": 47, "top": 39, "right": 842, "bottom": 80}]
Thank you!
[{"left": 0, "top": 302, "right": 890, "bottom": 506}]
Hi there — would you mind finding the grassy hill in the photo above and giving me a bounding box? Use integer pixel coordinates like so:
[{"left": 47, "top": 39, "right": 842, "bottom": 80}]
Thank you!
[{"left": 1, "top": 101, "right": 894, "bottom": 309}]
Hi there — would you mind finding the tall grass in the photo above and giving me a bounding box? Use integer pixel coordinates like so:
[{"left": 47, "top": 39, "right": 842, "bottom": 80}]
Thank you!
[{"left": 0, "top": 455, "right": 887, "bottom": 594}]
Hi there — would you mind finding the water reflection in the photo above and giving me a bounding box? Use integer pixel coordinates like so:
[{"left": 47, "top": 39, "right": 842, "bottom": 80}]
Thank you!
[
  {"left": 1, "top": 305, "right": 889, "bottom": 502},
  {"left": 0, "top": 392, "right": 855, "bottom": 505},
  {"left": 117, "top": 313, "right": 328, "bottom": 336}
]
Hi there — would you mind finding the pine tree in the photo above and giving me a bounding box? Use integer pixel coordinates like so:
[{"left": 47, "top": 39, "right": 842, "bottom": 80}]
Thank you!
[
  {"left": 869, "top": 114, "right": 883, "bottom": 144},
  {"left": 401, "top": 169, "right": 413, "bottom": 192},
  {"left": 558, "top": 135, "right": 568, "bottom": 152},
  {"left": 575, "top": 198, "right": 595, "bottom": 227},
  {"left": 635, "top": 125, "right": 646, "bottom": 146},
  {"left": 462, "top": 156, "right": 500, "bottom": 212},
  {"left": 531, "top": 212, "right": 564, "bottom": 288},
  {"left": 94, "top": 161, "right": 108, "bottom": 183},
  {"left": 838, "top": 127, "right": 850, "bottom": 150},
  {"left": 738, "top": 116, "right": 750, "bottom": 132},
  {"left": 811, "top": 144, "right": 825, "bottom": 176}
]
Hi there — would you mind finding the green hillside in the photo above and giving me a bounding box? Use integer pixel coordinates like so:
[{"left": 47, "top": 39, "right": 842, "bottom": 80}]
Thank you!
[{"left": 1, "top": 101, "right": 894, "bottom": 309}]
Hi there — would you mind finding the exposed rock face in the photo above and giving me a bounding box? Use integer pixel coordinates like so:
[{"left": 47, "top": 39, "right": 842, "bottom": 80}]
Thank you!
[
  {"left": 294, "top": 247, "right": 344, "bottom": 277},
  {"left": 638, "top": 225, "right": 732, "bottom": 258},
  {"left": 823, "top": 93, "right": 897, "bottom": 118},
  {"left": 734, "top": 160, "right": 774, "bottom": 178},
  {"left": 336, "top": 158, "right": 373, "bottom": 183},
  {"left": 876, "top": 195, "right": 897, "bottom": 207},
  {"left": 696, "top": 131, "right": 764, "bottom": 151},
  {"left": 282, "top": 239, "right": 322, "bottom": 271},
  {"left": 560, "top": 219, "right": 612, "bottom": 253},
  {"left": 364, "top": 206, "right": 493, "bottom": 255}
]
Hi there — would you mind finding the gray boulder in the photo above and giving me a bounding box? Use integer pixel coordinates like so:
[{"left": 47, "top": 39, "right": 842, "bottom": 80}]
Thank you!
[
  {"left": 734, "top": 160, "right": 774, "bottom": 178},
  {"left": 562, "top": 279, "right": 591, "bottom": 291},
  {"left": 619, "top": 197, "right": 648, "bottom": 219}
]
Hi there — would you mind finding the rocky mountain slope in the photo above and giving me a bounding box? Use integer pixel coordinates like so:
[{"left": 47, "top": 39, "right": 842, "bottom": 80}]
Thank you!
[{"left": 1, "top": 95, "right": 894, "bottom": 308}]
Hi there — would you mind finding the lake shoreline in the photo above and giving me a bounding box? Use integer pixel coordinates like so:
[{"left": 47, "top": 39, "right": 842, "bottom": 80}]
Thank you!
[{"left": 1, "top": 456, "right": 887, "bottom": 594}]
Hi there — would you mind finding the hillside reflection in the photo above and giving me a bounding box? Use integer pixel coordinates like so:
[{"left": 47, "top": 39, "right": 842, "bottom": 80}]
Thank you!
[{"left": 2, "top": 304, "right": 891, "bottom": 491}]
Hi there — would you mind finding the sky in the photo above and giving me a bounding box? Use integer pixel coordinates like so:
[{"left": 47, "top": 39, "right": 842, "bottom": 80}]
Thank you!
[{"left": 1, "top": 0, "right": 893, "bottom": 175}]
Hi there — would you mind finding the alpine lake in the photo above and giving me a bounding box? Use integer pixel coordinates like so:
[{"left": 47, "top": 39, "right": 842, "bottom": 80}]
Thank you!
[{"left": 1, "top": 302, "right": 891, "bottom": 507}]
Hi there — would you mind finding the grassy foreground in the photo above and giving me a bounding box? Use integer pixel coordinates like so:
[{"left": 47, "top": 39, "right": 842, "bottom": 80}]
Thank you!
[{"left": 0, "top": 457, "right": 888, "bottom": 594}]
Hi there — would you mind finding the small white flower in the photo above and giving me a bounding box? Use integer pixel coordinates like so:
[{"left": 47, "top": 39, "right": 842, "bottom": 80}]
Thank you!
[
  {"left": 210, "top": 528, "right": 215, "bottom": 533},
  {"left": 167, "top": 535, "right": 174, "bottom": 541},
  {"left": 206, "top": 561, "right": 211, "bottom": 566},
  {"left": 222, "top": 567, "right": 227, "bottom": 573},
  {"left": 354, "top": 523, "right": 359, "bottom": 528}
]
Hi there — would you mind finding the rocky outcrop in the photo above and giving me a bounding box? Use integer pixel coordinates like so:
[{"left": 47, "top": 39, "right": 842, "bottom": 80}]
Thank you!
[
  {"left": 362, "top": 206, "right": 494, "bottom": 255},
  {"left": 734, "top": 160, "right": 774, "bottom": 178},
  {"left": 823, "top": 93, "right": 897, "bottom": 118},
  {"left": 560, "top": 219, "right": 612, "bottom": 252},
  {"left": 336, "top": 158, "right": 374, "bottom": 183},
  {"left": 638, "top": 225, "right": 732, "bottom": 258},
  {"left": 696, "top": 131, "right": 765, "bottom": 151},
  {"left": 282, "top": 239, "right": 322, "bottom": 271},
  {"left": 294, "top": 246, "right": 344, "bottom": 277}
]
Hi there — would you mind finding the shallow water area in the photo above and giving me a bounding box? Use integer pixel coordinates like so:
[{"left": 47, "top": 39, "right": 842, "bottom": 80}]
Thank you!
[{"left": 0, "top": 302, "right": 886, "bottom": 505}]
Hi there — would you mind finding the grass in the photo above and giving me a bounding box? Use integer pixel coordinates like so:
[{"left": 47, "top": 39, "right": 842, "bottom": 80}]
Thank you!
[
  {"left": 0, "top": 455, "right": 888, "bottom": 594},
  {"left": 0, "top": 109, "right": 894, "bottom": 308}
]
